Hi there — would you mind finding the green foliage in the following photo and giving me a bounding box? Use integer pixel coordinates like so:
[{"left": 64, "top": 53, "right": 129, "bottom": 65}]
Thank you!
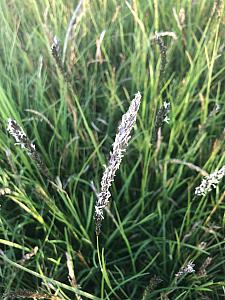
[{"left": 0, "top": 0, "right": 225, "bottom": 299}]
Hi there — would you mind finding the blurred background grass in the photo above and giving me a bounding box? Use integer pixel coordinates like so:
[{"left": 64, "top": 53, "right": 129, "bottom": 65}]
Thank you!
[{"left": 0, "top": 0, "right": 225, "bottom": 299}]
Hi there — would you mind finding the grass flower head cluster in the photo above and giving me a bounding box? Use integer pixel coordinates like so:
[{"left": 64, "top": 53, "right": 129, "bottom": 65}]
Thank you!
[
  {"left": 7, "top": 119, "right": 50, "bottom": 178},
  {"left": 7, "top": 119, "right": 36, "bottom": 154},
  {"left": 175, "top": 261, "right": 195, "bottom": 277},
  {"left": 152, "top": 101, "right": 170, "bottom": 143},
  {"left": 94, "top": 91, "right": 142, "bottom": 235},
  {"left": 195, "top": 166, "right": 225, "bottom": 196}
]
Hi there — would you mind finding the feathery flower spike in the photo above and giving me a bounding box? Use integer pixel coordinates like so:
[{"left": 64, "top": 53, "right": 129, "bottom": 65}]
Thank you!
[
  {"left": 195, "top": 166, "right": 225, "bottom": 196},
  {"left": 94, "top": 92, "right": 142, "bottom": 235},
  {"left": 155, "top": 33, "right": 167, "bottom": 79},
  {"left": 152, "top": 101, "right": 170, "bottom": 144},
  {"left": 51, "top": 36, "right": 69, "bottom": 82},
  {"left": 175, "top": 261, "right": 195, "bottom": 277},
  {"left": 7, "top": 119, "right": 50, "bottom": 179}
]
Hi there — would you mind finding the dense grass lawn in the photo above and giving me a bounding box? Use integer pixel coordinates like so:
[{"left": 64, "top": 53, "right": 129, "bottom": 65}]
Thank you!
[{"left": 0, "top": 0, "right": 225, "bottom": 299}]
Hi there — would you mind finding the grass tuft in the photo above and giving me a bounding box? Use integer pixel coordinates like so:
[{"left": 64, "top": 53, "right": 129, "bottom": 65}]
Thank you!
[{"left": 0, "top": 1, "right": 225, "bottom": 299}]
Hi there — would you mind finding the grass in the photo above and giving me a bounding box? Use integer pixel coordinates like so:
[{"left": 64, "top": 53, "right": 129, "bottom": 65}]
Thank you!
[{"left": 0, "top": 0, "right": 225, "bottom": 299}]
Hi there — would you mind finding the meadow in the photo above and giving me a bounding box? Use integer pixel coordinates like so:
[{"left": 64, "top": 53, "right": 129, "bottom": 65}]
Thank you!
[{"left": 0, "top": 0, "right": 225, "bottom": 299}]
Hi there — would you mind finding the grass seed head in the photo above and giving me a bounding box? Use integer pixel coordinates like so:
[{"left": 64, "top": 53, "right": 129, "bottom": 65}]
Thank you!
[
  {"left": 152, "top": 101, "right": 170, "bottom": 144},
  {"left": 51, "top": 36, "right": 69, "bottom": 82},
  {"left": 175, "top": 261, "right": 195, "bottom": 277},
  {"left": 94, "top": 91, "right": 142, "bottom": 235},
  {"left": 7, "top": 119, "right": 51, "bottom": 179},
  {"left": 195, "top": 166, "right": 225, "bottom": 196}
]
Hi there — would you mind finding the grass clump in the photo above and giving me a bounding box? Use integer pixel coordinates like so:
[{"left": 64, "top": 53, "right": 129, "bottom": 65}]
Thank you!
[{"left": 0, "top": 1, "right": 225, "bottom": 299}]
